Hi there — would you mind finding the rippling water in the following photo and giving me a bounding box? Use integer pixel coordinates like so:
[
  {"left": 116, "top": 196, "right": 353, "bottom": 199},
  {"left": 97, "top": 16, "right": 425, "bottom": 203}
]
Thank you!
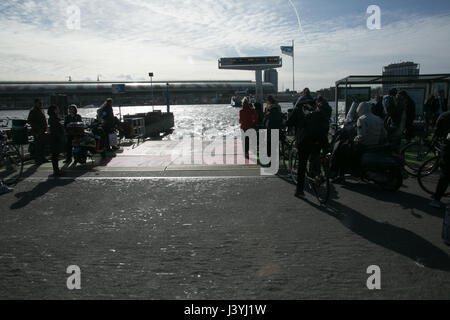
[{"left": 0, "top": 103, "right": 344, "bottom": 140}]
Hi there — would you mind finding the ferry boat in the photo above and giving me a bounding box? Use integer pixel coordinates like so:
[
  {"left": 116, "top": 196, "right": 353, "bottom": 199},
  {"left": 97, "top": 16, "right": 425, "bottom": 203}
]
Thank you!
[{"left": 231, "top": 91, "right": 255, "bottom": 108}]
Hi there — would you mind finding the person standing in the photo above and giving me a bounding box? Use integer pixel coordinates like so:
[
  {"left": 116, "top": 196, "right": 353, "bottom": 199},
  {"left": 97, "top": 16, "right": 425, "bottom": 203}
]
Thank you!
[
  {"left": 397, "top": 91, "right": 416, "bottom": 142},
  {"left": 27, "top": 99, "right": 48, "bottom": 165},
  {"left": 253, "top": 102, "right": 264, "bottom": 128},
  {"left": 48, "top": 105, "right": 66, "bottom": 176},
  {"left": 384, "top": 88, "right": 405, "bottom": 153},
  {"left": 424, "top": 95, "right": 438, "bottom": 130},
  {"left": 64, "top": 104, "right": 82, "bottom": 164},
  {"left": 263, "top": 96, "right": 283, "bottom": 158},
  {"left": 97, "top": 98, "right": 116, "bottom": 157},
  {"left": 286, "top": 89, "right": 329, "bottom": 198},
  {"left": 239, "top": 97, "right": 258, "bottom": 158}
]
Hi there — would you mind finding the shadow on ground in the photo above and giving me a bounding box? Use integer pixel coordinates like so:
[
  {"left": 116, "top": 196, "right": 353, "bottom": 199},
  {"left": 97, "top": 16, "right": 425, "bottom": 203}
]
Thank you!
[
  {"left": 10, "top": 157, "right": 112, "bottom": 210},
  {"left": 302, "top": 197, "right": 450, "bottom": 271},
  {"left": 341, "top": 180, "right": 444, "bottom": 219},
  {"left": 278, "top": 168, "right": 450, "bottom": 271}
]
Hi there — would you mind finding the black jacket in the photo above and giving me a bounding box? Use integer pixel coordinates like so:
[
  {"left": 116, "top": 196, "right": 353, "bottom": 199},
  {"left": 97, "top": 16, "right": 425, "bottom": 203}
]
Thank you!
[
  {"left": 49, "top": 116, "right": 66, "bottom": 153},
  {"left": 286, "top": 105, "right": 329, "bottom": 146},
  {"left": 64, "top": 114, "right": 82, "bottom": 128},
  {"left": 263, "top": 106, "right": 283, "bottom": 130}
]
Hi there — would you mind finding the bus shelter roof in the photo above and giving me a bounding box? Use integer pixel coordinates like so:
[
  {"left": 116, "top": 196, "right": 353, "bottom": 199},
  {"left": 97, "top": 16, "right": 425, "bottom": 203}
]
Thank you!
[{"left": 336, "top": 74, "right": 450, "bottom": 86}]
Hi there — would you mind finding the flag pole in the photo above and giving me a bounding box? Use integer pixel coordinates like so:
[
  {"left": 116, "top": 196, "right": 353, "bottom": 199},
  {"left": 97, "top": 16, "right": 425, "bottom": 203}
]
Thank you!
[{"left": 292, "top": 39, "right": 295, "bottom": 93}]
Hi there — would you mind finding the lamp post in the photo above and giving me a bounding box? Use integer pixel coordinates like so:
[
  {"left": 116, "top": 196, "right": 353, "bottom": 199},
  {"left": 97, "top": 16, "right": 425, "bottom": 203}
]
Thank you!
[{"left": 149, "top": 72, "right": 154, "bottom": 111}]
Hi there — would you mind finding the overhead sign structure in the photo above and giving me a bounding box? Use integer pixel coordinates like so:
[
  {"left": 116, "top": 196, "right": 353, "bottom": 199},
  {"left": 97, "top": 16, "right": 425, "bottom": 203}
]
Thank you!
[
  {"left": 218, "top": 56, "right": 282, "bottom": 70},
  {"left": 218, "top": 56, "right": 282, "bottom": 103}
]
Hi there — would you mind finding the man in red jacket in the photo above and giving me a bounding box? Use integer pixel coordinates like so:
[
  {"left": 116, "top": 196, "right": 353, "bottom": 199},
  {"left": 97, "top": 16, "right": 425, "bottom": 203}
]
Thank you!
[{"left": 239, "top": 97, "right": 258, "bottom": 158}]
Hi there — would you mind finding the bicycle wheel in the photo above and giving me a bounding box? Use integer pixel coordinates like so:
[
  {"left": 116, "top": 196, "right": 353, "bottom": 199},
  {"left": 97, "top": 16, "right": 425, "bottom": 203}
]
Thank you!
[
  {"left": 308, "top": 154, "right": 331, "bottom": 204},
  {"left": 289, "top": 145, "right": 299, "bottom": 185},
  {"left": 0, "top": 144, "right": 24, "bottom": 186},
  {"left": 417, "top": 156, "right": 441, "bottom": 196},
  {"left": 401, "top": 141, "right": 435, "bottom": 177}
]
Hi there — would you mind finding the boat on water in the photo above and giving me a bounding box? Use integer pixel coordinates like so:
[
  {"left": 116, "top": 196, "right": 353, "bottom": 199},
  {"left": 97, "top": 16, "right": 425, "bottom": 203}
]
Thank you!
[
  {"left": 123, "top": 111, "right": 174, "bottom": 139},
  {"left": 231, "top": 91, "right": 255, "bottom": 108}
]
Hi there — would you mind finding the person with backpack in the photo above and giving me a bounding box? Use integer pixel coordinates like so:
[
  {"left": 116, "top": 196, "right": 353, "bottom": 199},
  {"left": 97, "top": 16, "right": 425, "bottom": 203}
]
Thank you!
[{"left": 286, "top": 89, "right": 330, "bottom": 198}]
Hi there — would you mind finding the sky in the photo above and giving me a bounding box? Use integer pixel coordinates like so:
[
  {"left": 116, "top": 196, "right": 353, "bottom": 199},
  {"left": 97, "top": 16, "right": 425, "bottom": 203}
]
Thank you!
[{"left": 0, "top": 0, "right": 450, "bottom": 91}]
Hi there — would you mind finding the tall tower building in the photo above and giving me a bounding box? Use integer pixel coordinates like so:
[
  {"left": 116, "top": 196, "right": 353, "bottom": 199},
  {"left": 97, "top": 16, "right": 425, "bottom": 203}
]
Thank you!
[{"left": 264, "top": 69, "right": 279, "bottom": 93}]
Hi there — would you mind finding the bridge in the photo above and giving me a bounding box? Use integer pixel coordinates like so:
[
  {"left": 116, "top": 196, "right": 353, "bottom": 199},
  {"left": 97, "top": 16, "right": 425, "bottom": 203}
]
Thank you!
[{"left": 0, "top": 80, "right": 276, "bottom": 109}]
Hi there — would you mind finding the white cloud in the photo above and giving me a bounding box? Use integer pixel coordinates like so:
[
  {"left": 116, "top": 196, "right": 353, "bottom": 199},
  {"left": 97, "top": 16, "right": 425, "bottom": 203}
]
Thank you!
[{"left": 0, "top": 0, "right": 449, "bottom": 91}]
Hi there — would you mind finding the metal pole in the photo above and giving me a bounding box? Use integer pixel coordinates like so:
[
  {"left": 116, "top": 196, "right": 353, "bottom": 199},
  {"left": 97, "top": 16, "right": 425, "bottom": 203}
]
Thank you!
[
  {"left": 151, "top": 76, "right": 154, "bottom": 112},
  {"left": 255, "top": 69, "right": 263, "bottom": 104},
  {"left": 335, "top": 84, "right": 339, "bottom": 124},
  {"left": 166, "top": 83, "right": 170, "bottom": 113},
  {"left": 292, "top": 39, "right": 295, "bottom": 92}
]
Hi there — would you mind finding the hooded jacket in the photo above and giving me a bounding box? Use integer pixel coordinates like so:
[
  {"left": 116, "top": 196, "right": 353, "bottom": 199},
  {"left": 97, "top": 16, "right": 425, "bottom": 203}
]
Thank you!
[
  {"left": 239, "top": 106, "right": 258, "bottom": 131},
  {"left": 354, "top": 102, "right": 387, "bottom": 146}
]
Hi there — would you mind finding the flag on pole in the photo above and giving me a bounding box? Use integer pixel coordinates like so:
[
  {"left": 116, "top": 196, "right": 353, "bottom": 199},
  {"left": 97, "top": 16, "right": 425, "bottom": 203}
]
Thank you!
[{"left": 281, "top": 45, "right": 294, "bottom": 57}]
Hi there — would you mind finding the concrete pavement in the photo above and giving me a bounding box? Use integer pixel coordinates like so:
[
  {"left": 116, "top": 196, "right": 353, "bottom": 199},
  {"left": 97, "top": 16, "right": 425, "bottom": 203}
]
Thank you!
[{"left": 0, "top": 141, "right": 449, "bottom": 299}]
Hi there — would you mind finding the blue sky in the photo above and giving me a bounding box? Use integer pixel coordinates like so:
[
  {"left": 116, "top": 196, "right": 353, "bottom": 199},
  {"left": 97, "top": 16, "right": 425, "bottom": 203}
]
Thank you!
[{"left": 1, "top": 0, "right": 450, "bottom": 90}]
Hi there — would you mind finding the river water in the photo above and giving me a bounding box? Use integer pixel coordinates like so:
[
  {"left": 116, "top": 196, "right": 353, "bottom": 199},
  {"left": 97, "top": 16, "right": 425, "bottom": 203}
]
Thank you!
[{"left": 0, "top": 103, "right": 344, "bottom": 140}]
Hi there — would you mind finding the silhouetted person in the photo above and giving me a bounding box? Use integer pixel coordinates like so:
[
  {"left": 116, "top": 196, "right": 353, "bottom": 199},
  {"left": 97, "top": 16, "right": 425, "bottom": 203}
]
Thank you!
[
  {"left": 97, "top": 98, "right": 116, "bottom": 157},
  {"left": 286, "top": 88, "right": 329, "bottom": 198},
  {"left": 263, "top": 96, "right": 283, "bottom": 158},
  {"left": 253, "top": 102, "right": 264, "bottom": 128},
  {"left": 48, "top": 105, "right": 66, "bottom": 176},
  {"left": 64, "top": 104, "right": 82, "bottom": 164},
  {"left": 27, "top": 99, "right": 48, "bottom": 165},
  {"left": 397, "top": 90, "right": 416, "bottom": 142}
]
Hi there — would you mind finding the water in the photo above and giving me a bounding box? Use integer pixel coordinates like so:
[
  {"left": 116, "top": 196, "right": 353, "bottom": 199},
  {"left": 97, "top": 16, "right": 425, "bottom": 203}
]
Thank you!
[{"left": 0, "top": 103, "right": 344, "bottom": 140}]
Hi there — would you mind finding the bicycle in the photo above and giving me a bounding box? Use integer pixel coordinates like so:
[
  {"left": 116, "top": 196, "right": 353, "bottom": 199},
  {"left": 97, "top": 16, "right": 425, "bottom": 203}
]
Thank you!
[
  {"left": 400, "top": 134, "right": 441, "bottom": 177},
  {"left": 279, "top": 127, "right": 295, "bottom": 172},
  {"left": 0, "top": 119, "right": 24, "bottom": 186},
  {"left": 417, "top": 155, "right": 450, "bottom": 197},
  {"left": 289, "top": 144, "right": 331, "bottom": 205}
]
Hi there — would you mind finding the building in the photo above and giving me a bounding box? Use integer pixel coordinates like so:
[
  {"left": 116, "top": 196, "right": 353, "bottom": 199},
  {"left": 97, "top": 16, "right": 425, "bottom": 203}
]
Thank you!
[
  {"left": 264, "top": 69, "right": 278, "bottom": 93},
  {"left": 382, "top": 62, "right": 420, "bottom": 94}
]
